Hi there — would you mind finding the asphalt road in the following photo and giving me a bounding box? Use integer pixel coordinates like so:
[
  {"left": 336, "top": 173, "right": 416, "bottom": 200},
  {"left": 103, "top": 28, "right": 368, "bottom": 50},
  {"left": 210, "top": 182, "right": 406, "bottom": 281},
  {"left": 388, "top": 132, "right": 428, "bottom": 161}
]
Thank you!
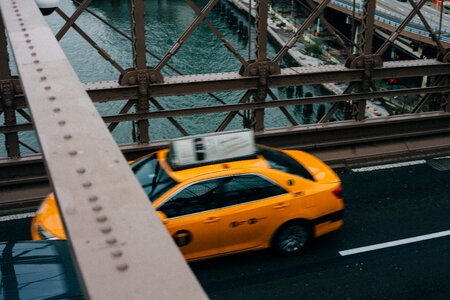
[
  {"left": 1, "top": 157, "right": 449, "bottom": 299},
  {"left": 191, "top": 157, "right": 450, "bottom": 299}
]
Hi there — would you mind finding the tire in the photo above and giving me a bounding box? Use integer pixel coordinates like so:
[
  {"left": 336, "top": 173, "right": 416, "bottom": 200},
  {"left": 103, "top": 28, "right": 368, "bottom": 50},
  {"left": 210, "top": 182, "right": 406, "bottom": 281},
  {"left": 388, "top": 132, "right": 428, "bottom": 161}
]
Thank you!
[{"left": 273, "top": 222, "right": 311, "bottom": 256}]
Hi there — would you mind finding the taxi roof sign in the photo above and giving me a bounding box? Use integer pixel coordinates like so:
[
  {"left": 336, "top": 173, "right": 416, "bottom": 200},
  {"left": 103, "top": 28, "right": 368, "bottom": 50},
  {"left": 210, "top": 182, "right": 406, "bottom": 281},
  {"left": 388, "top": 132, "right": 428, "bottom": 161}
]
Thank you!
[{"left": 169, "top": 130, "right": 256, "bottom": 169}]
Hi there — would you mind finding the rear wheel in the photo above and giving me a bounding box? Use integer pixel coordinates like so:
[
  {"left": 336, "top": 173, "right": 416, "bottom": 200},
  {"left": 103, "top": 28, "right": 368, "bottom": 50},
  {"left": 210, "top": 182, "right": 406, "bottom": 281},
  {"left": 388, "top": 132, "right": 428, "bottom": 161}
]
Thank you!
[{"left": 273, "top": 223, "right": 311, "bottom": 256}]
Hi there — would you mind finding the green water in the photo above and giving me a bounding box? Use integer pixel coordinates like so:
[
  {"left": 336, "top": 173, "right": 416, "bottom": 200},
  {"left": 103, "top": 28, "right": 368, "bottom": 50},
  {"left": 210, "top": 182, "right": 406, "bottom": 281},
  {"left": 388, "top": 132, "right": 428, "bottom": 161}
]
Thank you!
[{"left": 1, "top": 0, "right": 331, "bottom": 157}]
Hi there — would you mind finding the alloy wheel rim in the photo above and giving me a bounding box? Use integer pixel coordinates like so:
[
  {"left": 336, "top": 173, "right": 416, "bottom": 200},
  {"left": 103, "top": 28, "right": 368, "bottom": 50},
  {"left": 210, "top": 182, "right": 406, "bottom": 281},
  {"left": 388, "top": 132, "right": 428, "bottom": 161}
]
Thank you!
[{"left": 279, "top": 226, "right": 307, "bottom": 253}]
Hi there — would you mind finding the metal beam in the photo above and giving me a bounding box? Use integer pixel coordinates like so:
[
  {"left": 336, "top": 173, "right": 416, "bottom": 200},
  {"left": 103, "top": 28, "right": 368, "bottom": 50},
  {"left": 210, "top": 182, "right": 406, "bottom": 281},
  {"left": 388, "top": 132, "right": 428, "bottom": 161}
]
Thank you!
[
  {"left": 0, "top": 1, "right": 206, "bottom": 299},
  {"left": 2, "top": 60, "right": 450, "bottom": 108}
]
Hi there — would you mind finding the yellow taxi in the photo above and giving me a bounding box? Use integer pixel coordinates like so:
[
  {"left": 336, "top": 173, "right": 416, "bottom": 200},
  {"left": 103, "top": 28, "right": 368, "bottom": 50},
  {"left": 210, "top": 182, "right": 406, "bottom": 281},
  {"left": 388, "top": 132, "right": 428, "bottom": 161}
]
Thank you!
[{"left": 31, "top": 130, "right": 344, "bottom": 261}]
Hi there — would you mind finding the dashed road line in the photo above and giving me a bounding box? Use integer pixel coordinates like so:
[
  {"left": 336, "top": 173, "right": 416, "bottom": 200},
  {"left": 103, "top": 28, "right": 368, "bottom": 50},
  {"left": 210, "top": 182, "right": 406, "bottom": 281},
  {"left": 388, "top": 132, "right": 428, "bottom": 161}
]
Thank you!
[
  {"left": 351, "top": 160, "right": 426, "bottom": 172},
  {"left": 339, "top": 230, "right": 450, "bottom": 256},
  {"left": 0, "top": 212, "right": 36, "bottom": 222}
]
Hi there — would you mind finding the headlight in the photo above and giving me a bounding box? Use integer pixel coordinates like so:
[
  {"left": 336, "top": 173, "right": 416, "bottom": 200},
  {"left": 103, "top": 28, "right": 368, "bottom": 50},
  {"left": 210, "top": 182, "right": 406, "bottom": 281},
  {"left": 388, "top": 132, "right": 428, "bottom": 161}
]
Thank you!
[{"left": 35, "top": 224, "right": 60, "bottom": 240}]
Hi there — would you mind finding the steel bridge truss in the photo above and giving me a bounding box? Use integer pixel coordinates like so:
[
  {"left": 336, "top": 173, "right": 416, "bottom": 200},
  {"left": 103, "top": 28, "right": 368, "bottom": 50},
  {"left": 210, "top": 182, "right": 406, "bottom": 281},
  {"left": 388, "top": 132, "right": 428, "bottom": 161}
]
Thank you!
[
  {"left": 0, "top": 0, "right": 449, "bottom": 297},
  {"left": 1, "top": 0, "right": 450, "bottom": 165}
]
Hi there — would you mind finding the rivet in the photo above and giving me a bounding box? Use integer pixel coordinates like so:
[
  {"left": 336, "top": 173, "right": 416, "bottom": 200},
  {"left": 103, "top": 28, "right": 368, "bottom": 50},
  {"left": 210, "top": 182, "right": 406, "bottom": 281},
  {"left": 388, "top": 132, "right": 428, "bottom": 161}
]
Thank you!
[
  {"left": 14, "top": 9, "right": 18, "bottom": 12},
  {"left": 88, "top": 196, "right": 98, "bottom": 202},
  {"left": 16, "top": 13, "right": 20, "bottom": 17},
  {"left": 92, "top": 205, "right": 102, "bottom": 212},
  {"left": 53, "top": 107, "right": 60, "bottom": 113},
  {"left": 97, "top": 215, "right": 107, "bottom": 223},
  {"left": 63, "top": 134, "right": 71, "bottom": 140},
  {"left": 45, "top": 86, "right": 51, "bottom": 91},
  {"left": 31, "top": 52, "right": 36, "bottom": 57},
  {"left": 20, "top": 23, "right": 24, "bottom": 26},
  {"left": 29, "top": 46, "right": 34, "bottom": 50},
  {"left": 116, "top": 263, "right": 128, "bottom": 271},
  {"left": 18, "top": 18, "right": 22, "bottom": 21},
  {"left": 40, "top": 76, "right": 47, "bottom": 81},
  {"left": 106, "top": 237, "right": 117, "bottom": 244},
  {"left": 21, "top": 28, "right": 26, "bottom": 32},
  {"left": 49, "top": 96, "right": 56, "bottom": 101},
  {"left": 26, "top": 39, "right": 31, "bottom": 43},
  {"left": 36, "top": 68, "right": 43, "bottom": 72},
  {"left": 33, "top": 60, "right": 39, "bottom": 64},
  {"left": 82, "top": 182, "right": 92, "bottom": 188},
  {"left": 111, "top": 250, "right": 123, "bottom": 258},
  {"left": 58, "top": 120, "right": 66, "bottom": 126},
  {"left": 101, "top": 226, "right": 112, "bottom": 234},
  {"left": 69, "top": 150, "right": 77, "bottom": 156},
  {"left": 24, "top": 33, "right": 29, "bottom": 37},
  {"left": 76, "top": 168, "right": 86, "bottom": 174}
]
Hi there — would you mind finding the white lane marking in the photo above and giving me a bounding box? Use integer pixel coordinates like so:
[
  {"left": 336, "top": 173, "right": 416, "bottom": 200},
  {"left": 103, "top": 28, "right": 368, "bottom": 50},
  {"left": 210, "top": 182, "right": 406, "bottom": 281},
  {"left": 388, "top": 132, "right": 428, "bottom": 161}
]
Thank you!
[
  {"left": 433, "top": 156, "right": 450, "bottom": 160},
  {"left": 351, "top": 160, "right": 426, "bottom": 172},
  {"left": 339, "top": 230, "right": 450, "bottom": 256},
  {"left": 0, "top": 212, "right": 36, "bottom": 222}
]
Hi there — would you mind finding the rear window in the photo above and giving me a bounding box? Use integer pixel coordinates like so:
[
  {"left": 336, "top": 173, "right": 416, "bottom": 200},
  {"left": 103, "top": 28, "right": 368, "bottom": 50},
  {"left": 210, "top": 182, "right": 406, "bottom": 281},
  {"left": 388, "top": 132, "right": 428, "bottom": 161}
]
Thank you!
[
  {"left": 131, "top": 154, "right": 177, "bottom": 202},
  {"left": 257, "top": 146, "right": 314, "bottom": 181}
]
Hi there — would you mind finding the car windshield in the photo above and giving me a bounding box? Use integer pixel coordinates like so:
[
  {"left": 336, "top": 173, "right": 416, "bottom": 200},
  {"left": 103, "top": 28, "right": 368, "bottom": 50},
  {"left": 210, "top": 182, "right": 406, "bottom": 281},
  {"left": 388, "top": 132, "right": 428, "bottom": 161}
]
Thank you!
[
  {"left": 131, "top": 154, "right": 177, "bottom": 202},
  {"left": 257, "top": 146, "right": 314, "bottom": 181}
]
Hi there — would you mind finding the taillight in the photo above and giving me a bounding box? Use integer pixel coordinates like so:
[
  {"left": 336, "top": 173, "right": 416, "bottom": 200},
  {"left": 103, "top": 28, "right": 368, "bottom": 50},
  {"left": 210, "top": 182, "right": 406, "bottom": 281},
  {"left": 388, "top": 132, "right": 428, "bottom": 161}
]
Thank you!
[{"left": 333, "top": 186, "right": 343, "bottom": 199}]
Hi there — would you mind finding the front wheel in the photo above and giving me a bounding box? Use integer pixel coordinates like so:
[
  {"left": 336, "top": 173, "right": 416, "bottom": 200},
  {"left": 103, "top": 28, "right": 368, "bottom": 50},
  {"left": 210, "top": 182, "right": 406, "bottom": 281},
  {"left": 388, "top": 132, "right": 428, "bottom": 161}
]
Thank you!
[{"left": 273, "top": 223, "right": 311, "bottom": 256}]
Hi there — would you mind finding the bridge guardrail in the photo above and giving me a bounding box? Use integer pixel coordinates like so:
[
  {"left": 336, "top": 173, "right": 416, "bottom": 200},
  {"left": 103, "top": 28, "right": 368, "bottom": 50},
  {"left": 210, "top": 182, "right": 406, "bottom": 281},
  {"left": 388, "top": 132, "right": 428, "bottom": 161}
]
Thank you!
[{"left": 329, "top": 0, "right": 450, "bottom": 43}]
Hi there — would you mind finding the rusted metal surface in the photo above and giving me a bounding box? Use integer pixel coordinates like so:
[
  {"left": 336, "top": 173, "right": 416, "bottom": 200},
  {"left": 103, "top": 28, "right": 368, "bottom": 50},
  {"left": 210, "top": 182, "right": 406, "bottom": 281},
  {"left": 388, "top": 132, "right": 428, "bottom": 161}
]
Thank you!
[
  {"left": 2, "top": 84, "right": 450, "bottom": 135},
  {"left": 0, "top": 0, "right": 450, "bottom": 199},
  {"left": 0, "top": 15, "right": 19, "bottom": 158},
  {"left": 0, "top": 1, "right": 207, "bottom": 299},
  {"left": 3, "top": 109, "right": 450, "bottom": 208},
  {"left": 2, "top": 60, "right": 450, "bottom": 110},
  {"left": 376, "top": 0, "right": 428, "bottom": 57}
]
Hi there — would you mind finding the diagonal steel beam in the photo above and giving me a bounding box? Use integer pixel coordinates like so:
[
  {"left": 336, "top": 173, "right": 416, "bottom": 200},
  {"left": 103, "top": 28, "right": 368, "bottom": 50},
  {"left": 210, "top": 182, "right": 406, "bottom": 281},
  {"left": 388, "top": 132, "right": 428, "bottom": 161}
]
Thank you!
[
  {"left": 56, "top": 8, "right": 126, "bottom": 75},
  {"left": 0, "top": 1, "right": 207, "bottom": 299},
  {"left": 274, "top": 0, "right": 331, "bottom": 64},
  {"left": 375, "top": 0, "right": 428, "bottom": 57},
  {"left": 107, "top": 100, "right": 135, "bottom": 132},
  {"left": 186, "top": 0, "right": 248, "bottom": 67},
  {"left": 149, "top": 97, "right": 189, "bottom": 136},
  {"left": 303, "top": 0, "right": 350, "bottom": 51},
  {"left": 215, "top": 90, "right": 253, "bottom": 132},
  {"left": 407, "top": 0, "right": 446, "bottom": 54},
  {"left": 55, "top": 0, "right": 92, "bottom": 41},
  {"left": 155, "top": 0, "right": 219, "bottom": 72},
  {"left": 267, "top": 89, "right": 298, "bottom": 126}
]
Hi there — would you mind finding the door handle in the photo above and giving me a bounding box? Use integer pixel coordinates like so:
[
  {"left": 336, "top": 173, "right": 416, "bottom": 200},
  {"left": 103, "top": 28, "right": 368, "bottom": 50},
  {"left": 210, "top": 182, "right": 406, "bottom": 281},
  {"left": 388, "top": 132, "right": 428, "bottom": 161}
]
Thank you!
[
  {"left": 273, "top": 202, "right": 288, "bottom": 209},
  {"left": 203, "top": 217, "right": 220, "bottom": 224}
]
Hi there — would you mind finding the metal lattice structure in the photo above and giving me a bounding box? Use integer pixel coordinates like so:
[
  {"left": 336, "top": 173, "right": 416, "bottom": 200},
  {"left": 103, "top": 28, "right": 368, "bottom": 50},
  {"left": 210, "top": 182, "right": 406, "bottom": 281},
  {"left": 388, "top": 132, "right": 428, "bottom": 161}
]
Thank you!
[{"left": 0, "top": 0, "right": 450, "bottom": 297}]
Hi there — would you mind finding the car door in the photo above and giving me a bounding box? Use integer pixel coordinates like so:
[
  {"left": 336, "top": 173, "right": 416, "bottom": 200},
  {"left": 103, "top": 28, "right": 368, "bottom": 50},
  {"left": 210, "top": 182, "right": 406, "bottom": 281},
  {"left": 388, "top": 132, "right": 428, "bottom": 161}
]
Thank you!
[
  {"left": 213, "top": 174, "right": 289, "bottom": 253},
  {"left": 157, "top": 179, "right": 223, "bottom": 261}
]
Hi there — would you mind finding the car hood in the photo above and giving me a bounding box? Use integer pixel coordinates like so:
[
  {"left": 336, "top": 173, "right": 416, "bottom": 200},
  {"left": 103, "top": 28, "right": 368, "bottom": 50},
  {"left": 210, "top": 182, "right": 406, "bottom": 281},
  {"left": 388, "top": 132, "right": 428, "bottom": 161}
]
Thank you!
[{"left": 284, "top": 150, "right": 340, "bottom": 184}]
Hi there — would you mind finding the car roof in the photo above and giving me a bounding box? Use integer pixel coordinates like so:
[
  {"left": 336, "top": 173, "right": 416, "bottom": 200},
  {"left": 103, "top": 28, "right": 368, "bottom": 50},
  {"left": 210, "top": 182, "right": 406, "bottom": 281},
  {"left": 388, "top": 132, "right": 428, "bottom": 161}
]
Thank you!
[{"left": 157, "top": 148, "right": 273, "bottom": 183}]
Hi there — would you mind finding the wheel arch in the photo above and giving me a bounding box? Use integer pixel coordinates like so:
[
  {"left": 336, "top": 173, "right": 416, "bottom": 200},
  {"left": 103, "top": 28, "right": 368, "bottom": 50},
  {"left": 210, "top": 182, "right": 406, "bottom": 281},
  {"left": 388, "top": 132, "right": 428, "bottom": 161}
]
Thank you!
[{"left": 270, "top": 218, "right": 313, "bottom": 248}]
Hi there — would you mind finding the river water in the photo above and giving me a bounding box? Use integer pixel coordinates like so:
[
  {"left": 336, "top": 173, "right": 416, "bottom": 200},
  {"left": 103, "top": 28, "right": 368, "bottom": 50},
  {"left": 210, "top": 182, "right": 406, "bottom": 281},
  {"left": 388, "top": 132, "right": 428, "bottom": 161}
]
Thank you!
[{"left": 1, "top": 0, "right": 331, "bottom": 157}]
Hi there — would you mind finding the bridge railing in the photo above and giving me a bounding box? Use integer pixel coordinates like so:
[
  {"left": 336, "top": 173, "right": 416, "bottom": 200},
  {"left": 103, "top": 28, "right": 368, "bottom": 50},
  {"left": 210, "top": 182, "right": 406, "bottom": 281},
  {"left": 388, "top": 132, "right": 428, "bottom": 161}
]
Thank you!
[{"left": 330, "top": 0, "right": 450, "bottom": 42}]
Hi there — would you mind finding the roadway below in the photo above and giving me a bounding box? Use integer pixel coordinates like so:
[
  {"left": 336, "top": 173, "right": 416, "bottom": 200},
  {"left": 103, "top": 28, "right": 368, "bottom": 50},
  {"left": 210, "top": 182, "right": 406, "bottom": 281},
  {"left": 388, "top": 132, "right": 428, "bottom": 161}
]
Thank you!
[{"left": 1, "top": 157, "right": 449, "bottom": 298}]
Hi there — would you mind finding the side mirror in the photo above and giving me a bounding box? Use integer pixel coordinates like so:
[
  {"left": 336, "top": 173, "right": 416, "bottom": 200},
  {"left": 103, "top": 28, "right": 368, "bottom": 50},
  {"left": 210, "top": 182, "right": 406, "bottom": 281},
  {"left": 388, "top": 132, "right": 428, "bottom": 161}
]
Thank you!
[
  {"left": 157, "top": 211, "right": 168, "bottom": 224},
  {"left": 35, "top": 0, "right": 61, "bottom": 16}
]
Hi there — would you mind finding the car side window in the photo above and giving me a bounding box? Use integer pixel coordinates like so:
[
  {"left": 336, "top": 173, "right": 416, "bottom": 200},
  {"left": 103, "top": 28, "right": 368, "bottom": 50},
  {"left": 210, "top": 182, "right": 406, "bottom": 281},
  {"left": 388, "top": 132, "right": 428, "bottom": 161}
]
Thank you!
[
  {"left": 214, "top": 174, "right": 286, "bottom": 208},
  {"left": 159, "top": 179, "right": 222, "bottom": 218}
]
